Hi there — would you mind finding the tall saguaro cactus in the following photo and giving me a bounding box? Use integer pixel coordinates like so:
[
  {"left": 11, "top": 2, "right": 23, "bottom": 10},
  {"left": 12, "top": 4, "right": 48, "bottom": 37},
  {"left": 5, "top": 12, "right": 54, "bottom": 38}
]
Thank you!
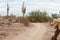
[
  {"left": 7, "top": 3, "right": 9, "bottom": 17},
  {"left": 21, "top": 1, "right": 26, "bottom": 18}
]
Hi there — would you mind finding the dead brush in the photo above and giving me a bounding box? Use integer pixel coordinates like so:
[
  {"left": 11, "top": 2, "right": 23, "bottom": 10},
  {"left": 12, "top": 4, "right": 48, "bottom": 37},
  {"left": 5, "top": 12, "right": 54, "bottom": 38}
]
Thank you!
[
  {"left": 15, "top": 17, "right": 21, "bottom": 22},
  {"left": 23, "top": 18, "right": 29, "bottom": 26},
  {"left": 20, "top": 17, "right": 29, "bottom": 26}
]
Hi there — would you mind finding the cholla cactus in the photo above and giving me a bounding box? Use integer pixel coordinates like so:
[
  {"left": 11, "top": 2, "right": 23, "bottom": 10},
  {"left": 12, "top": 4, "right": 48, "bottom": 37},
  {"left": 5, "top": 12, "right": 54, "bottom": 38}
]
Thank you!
[
  {"left": 21, "top": 1, "right": 26, "bottom": 18},
  {"left": 7, "top": 3, "right": 9, "bottom": 17}
]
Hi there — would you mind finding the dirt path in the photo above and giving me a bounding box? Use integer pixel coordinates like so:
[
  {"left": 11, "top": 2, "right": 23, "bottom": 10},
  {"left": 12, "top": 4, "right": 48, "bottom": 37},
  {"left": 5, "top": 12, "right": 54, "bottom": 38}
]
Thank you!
[
  {"left": 42, "top": 23, "right": 60, "bottom": 40},
  {"left": 4, "top": 23, "right": 47, "bottom": 40}
]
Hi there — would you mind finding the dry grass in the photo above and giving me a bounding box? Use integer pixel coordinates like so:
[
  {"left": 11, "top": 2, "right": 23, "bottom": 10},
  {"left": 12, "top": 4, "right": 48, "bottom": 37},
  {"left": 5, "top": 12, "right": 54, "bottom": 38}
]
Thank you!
[{"left": 0, "top": 16, "right": 30, "bottom": 26}]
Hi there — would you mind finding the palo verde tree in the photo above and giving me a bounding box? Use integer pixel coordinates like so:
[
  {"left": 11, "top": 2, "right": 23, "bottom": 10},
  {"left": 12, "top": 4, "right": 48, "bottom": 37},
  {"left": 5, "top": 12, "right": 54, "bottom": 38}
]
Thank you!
[{"left": 21, "top": 1, "right": 26, "bottom": 18}]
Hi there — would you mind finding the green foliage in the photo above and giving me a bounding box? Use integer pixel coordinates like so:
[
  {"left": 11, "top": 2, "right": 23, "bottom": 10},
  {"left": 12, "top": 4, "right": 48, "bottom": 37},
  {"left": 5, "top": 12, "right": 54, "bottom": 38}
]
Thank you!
[
  {"left": 28, "top": 10, "right": 49, "bottom": 22},
  {"left": 51, "top": 13, "right": 60, "bottom": 18}
]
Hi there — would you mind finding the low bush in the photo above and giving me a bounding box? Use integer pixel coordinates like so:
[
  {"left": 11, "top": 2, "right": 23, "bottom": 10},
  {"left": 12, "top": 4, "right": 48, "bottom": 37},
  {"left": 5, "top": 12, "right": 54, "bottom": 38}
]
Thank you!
[{"left": 19, "top": 17, "right": 29, "bottom": 26}]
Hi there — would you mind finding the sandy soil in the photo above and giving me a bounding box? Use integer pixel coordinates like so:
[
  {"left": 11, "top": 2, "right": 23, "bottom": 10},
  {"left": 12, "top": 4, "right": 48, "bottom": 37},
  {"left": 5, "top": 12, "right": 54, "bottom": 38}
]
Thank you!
[
  {"left": 0, "top": 21, "right": 60, "bottom": 40},
  {"left": 42, "top": 23, "right": 60, "bottom": 40},
  {"left": 4, "top": 23, "right": 47, "bottom": 40},
  {"left": 0, "top": 18, "right": 33, "bottom": 40}
]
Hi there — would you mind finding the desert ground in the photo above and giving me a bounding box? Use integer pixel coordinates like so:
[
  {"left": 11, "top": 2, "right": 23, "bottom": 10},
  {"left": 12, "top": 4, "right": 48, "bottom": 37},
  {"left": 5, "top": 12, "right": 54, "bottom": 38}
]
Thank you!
[{"left": 0, "top": 18, "right": 60, "bottom": 40}]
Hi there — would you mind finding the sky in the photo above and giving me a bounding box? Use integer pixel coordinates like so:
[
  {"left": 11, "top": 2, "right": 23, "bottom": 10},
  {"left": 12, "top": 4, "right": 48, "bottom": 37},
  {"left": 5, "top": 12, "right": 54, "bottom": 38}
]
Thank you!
[{"left": 0, "top": 0, "right": 60, "bottom": 16}]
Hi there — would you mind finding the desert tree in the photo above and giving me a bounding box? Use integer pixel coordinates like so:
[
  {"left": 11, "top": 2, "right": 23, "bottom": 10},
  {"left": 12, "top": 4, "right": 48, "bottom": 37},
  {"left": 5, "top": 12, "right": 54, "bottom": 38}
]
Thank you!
[
  {"left": 21, "top": 1, "right": 26, "bottom": 18},
  {"left": 52, "top": 13, "right": 58, "bottom": 19},
  {"left": 28, "top": 10, "right": 48, "bottom": 22}
]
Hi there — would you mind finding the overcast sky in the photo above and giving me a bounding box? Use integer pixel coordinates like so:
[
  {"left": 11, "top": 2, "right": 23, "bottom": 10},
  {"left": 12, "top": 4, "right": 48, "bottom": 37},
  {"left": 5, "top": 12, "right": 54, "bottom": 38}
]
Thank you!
[{"left": 0, "top": 0, "right": 60, "bottom": 16}]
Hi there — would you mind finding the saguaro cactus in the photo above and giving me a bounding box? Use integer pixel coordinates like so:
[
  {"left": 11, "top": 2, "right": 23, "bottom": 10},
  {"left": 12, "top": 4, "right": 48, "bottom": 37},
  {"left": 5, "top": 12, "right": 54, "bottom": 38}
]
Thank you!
[
  {"left": 21, "top": 1, "right": 26, "bottom": 18},
  {"left": 7, "top": 3, "right": 9, "bottom": 17}
]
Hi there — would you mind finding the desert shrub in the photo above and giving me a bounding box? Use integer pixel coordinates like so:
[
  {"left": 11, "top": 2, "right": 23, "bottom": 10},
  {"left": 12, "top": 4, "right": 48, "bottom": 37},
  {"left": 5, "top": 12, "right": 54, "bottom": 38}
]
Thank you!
[
  {"left": 20, "top": 17, "right": 29, "bottom": 26},
  {"left": 23, "top": 18, "right": 29, "bottom": 26},
  {"left": 3, "top": 14, "right": 16, "bottom": 22},
  {"left": 28, "top": 10, "right": 49, "bottom": 22},
  {"left": 52, "top": 13, "right": 58, "bottom": 19},
  {"left": 15, "top": 17, "right": 29, "bottom": 26},
  {"left": 15, "top": 17, "right": 21, "bottom": 22},
  {"left": 51, "top": 13, "right": 60, "bottom": 19},
  {"left": 8, "top": 18, "right": 13, "bottom": 21}
]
